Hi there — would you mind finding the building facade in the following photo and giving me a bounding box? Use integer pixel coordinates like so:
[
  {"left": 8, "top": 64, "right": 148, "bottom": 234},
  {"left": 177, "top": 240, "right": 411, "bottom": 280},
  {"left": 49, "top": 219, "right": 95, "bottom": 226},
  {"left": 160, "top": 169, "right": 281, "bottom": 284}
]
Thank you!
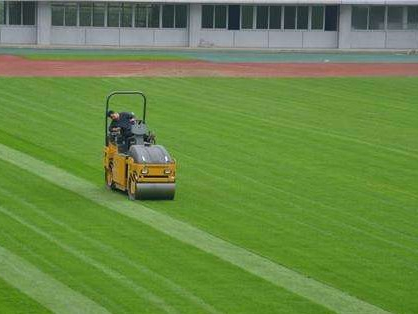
[{"left": 1, "top": 0, "right": 418, "bottom": 49}]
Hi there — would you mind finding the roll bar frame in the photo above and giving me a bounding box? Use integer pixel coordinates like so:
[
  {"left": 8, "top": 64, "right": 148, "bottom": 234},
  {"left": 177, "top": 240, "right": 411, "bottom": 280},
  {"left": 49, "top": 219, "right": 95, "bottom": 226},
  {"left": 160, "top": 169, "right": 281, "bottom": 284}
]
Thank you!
[{"left": 105, "top": 91, "right": 147, "bottom": 145}]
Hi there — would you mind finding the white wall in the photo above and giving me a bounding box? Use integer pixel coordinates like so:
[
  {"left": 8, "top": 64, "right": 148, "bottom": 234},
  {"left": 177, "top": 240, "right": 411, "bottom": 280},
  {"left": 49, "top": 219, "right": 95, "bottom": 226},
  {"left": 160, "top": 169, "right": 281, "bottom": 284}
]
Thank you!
[
  {"left": 37, "top": 1, "right": 51, "bottom": 45},
  {"left": 0, "top": 26, "right": 37, "bottom": 44},
  {"left": 344, "top": 30, "right": 418, "bottom": 49},
  {"left": 50, "top": 27, "right": 188, "bottom": 47},
  {"left": 195, "top": 29, "right": 338, "bottom": 48}
]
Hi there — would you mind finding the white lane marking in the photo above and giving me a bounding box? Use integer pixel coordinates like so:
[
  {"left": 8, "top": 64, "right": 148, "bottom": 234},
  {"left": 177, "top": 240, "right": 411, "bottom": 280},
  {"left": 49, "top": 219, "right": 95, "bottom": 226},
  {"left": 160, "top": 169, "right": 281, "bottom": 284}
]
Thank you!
[
  {"left": 0, "top": 143, "right": 391, "bottom": 314},
  {"left": 0, "top": 245, "right": 110, "bottom": 314}
]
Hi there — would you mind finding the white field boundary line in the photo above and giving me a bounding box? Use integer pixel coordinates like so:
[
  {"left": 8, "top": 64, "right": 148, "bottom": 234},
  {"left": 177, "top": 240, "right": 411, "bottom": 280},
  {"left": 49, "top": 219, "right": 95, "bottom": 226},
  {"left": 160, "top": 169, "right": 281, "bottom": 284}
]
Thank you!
[
  {"left": 0, "top": 143, "right": 391, "bottom": 314},
  {"left": 0, "top": 245, "right": 110, "bottom": 314}
]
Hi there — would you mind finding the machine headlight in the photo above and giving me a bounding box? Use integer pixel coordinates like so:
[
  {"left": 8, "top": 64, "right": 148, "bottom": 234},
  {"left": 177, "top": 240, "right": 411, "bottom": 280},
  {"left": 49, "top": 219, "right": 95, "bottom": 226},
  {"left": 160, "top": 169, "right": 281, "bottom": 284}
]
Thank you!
[
  {"left": 164, "top": 169, "right": 171, "bottom": 175},
  {"left": 141, "top": 168, "right": 149, "bottom": 175}
]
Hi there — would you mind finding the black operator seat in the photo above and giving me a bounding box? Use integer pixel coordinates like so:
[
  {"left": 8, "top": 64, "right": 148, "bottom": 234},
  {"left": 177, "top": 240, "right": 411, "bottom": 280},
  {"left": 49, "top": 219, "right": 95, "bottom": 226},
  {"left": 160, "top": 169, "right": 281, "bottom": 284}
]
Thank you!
[{"left": 130, "top": 120, "right": 149, "bottom": 145}]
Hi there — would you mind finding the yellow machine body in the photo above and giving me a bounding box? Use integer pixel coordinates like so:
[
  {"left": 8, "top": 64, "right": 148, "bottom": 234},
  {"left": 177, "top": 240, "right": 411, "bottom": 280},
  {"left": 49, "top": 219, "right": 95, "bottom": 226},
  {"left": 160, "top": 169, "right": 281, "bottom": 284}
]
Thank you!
[
  {"left": 104, "top": 91, "right": 176, "bottom": 200},
  {"left": 104, "top": 142, "right": 176, "bottom": 199}
]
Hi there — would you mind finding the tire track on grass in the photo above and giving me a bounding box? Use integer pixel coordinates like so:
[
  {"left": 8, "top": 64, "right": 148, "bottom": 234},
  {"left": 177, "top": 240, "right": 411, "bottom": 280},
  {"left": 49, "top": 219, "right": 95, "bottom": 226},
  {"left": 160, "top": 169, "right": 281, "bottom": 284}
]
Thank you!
[
  {"left": 0, "top": 244, "right": 110, "bottom": 314},
  {"left": 0, "top": 205, "right": 178, "bottom": 314},
  {"left": 0, "top": 187, "right": 221, "bottom": 314},
  {"left": 0, "top": 143, "right": 391, "bottom": 314}
]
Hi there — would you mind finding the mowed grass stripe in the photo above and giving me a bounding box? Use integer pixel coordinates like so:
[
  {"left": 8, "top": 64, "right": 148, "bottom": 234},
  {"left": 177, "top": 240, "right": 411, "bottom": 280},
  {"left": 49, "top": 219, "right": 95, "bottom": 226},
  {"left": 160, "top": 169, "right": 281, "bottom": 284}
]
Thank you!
[
  {"left": 0, "top": 245, "right": 109, "bottom": 314},
  {"left": 0, "top": 143, "right": 390, "bottom": 314},
  {"left": 0, "top": 187, "right": 221, "bottom": 314},
  {"left": 0, "top": 204, "right": 177, "bottom": 314}
]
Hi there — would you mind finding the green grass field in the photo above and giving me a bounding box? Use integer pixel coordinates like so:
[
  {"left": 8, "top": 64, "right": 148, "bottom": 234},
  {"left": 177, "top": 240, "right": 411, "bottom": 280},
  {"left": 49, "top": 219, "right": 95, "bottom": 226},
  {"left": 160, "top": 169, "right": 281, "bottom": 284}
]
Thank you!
[{"left": 0, "top": 77, "right": 417, "bottom": 313}]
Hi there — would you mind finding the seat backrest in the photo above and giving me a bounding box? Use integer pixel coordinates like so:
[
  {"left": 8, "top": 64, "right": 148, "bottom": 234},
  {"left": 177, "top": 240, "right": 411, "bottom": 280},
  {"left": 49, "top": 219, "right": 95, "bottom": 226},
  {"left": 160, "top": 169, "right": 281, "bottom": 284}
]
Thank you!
[{"left": 131, "top": 121, "right": 148, "bottom": 136}]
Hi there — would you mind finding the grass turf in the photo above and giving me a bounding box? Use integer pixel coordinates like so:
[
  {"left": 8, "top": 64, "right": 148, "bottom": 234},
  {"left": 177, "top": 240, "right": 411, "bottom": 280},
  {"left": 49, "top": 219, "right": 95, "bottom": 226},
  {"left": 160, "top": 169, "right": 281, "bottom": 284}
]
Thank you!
[{"left": 0, "top": 77, "right": 417, "bottom": 313}]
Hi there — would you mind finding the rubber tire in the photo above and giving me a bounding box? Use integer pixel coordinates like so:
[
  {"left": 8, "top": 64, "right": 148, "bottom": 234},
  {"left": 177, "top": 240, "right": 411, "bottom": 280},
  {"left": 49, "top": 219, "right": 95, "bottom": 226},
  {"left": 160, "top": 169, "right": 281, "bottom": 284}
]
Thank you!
[
  {"left": 127, "top": 177, "right": 137, "bottom": 201},
  {"left": 105, "top": 168, "right": 115, "bottom": 190}
]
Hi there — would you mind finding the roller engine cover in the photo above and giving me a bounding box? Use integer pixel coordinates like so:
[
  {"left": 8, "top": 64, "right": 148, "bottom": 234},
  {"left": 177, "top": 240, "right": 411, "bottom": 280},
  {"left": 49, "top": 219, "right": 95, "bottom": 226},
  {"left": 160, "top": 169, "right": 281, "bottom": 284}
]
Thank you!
[{"left": 128, "top": 145, "right": 173, "bottom": 164}]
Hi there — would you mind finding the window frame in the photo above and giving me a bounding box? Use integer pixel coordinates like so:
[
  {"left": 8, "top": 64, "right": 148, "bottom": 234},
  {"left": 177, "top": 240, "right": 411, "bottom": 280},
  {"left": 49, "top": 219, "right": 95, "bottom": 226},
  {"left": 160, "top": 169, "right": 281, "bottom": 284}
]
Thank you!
[
  {"left": 175, "top": 5, "right": 187, "bottom": 28},
  {"left": 387, "top": 6, "right": 404, "bottom": 30},
  {"left": 201, "top": 5, "right": 228, "bottom": 29},
  {"left": 92, "top": 2, "right": 106, "bottom": 27},
  {"left": 296, "top": 6, "right": 309, "bottom": 30},
  {"left": 51, "top": 3, "right": 65, "bottom": 26},
  {"left": 0, "top": 1, "right": 6, "bottom": 25},
  {"left": 162, "top": 4, "right": 175, "bottom": 28},
  {"left": 120, "top": 2, "right": 133, "bottom": 28},
  {"left": 214, "top": 5, "right": 227, "bottom": 29},
  {"left": 255, "top": 5, "right": 269, "bottom": 30},
  {"left": 268, "top": 5, "right": 282, "bottom": 30},
  {"left": 106, "top": 2, "right": 120, "bottom": 27},
  {"left": 8, "top": 1, "right": 22, "bottom": 25},
  {"left": 310, "top": 6, "right": 325, "bottom": 31},
  {"left": 79, "top": 2, "right": 93, "bottom": 27},
  {"left": 4, "top": 1, "right": 38, "bottom": 27},
  {"left": 64, "top": 3, "right": 78, "bottom": 27},
  {"left": 407, "top": 6, "right": 418, "bottom": 30},
  {"left": 134, "top": 4, "right": 147, "bottom": 28},
  {"left": 284, "top": 5, "right": 296, "bottom": 30},
  {"left": 241, "top": 5, "right": 254, "bottom": 30},
  {"left": 368, "top": 6, "right": 385, "bottom": 30},
  {"left": 350, "top": 6, "right": 414, "bottom": 31}
]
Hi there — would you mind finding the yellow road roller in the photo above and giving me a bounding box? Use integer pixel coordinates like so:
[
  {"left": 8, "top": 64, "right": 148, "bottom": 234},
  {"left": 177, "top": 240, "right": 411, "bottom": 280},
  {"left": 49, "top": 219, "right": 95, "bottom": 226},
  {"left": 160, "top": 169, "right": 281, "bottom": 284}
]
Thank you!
[{"left": 103, "top": 91, "right": 176, "bottom": 200}]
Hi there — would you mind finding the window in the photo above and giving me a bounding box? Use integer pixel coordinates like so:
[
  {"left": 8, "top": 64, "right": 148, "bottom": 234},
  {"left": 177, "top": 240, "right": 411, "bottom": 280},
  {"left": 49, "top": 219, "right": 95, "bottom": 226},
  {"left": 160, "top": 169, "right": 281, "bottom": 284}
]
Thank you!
[
  {"left": 311, "top": 6, "right": 324, "bottom": 30},
  {"left": 241, "top": 5, "right": 253, "bottom": 29},
  {"left": 269, "top": 6, "right": 281, "bottom": 29},
  {"left": 369, "top": 6, "right": 385, "bottom": 30},
  {"left": 215, "top": 5, "right": 227, "bottom": 28},
  {"left": 148, "top": 4, "right": 159, "bottom": 27},
  {"left": 107, "top": 3, "right": 120, "bottom": 27},
  {"left": 8, "top": 1, "right": 21, "bottom": 25},
  {"left": 175, "top": 5, "right": 187, "bottom": 28},
  {"left": 408, "top": 6, "right": 418, "bottom": 29},
  {"left": 92, "top": 3, "right": 105, "bottom": 27},
  {"left": 52, "top": 3, "right": 77, "bottom": 27},
  {"left": 324, "top": 5, "right": 338, "bottom": 31},
  {"left": 65, "top": 3, "right": 77, "bottom": 27},
  {"left": 228, "top": 5, "right": 240, "bottom": 30},
  {"left": 256, "top": 6, "right": 268, "bottom": 29},
  {"left": 297, "top": 6, "right": 308, "bottom": 29},
  {"left": 284, "top": 6, "right": 296, "bottom": 29},
  {"left": 387, "top": 6, "right": 403, "bottom": 30},
  {"left": 200, "top": 5, "right": 229, "bottom": 29},
  {"left": 162, "top": 4, "right": 174, "bottom": 28},
  {"left": 352, "top": 6, "right": 368, "bottom": 30},
  {"left": 0, "top": 1, "right": 5, "bottom": 25},
  {"left": 52, "top": 4, "right": 64, "bottom": 26},
  {"left": 135, "top": 5, "right": 147, "bottom": 27},
  {"left": 121, "top": 3, "right": 132, "bottom": 27},
  {"left": 23, "top": 2, "right": 35, "bottom": 25},
  {"left": 202, "top": 5, "right": 213, "bottom": 28},
  {"left": 79, "top": 3, "right": 92, "bottom": 26}
]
